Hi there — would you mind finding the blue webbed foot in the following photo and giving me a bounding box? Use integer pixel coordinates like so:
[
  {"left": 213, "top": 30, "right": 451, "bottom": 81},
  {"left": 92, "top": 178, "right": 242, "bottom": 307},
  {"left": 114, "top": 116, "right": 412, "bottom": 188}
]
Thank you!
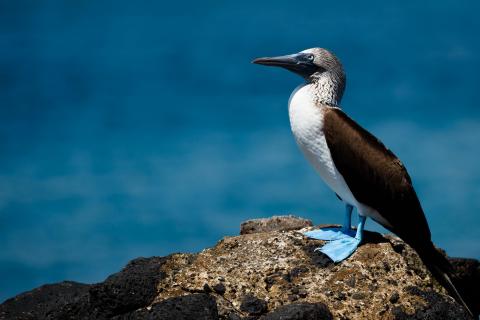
[
  {"left": 303, "top": 227, "right": 355, "bottom": 241},
  {"left": 315, "top": 236, "right": 361, "bottom": 262},
  {"left": 306, "top": 213, "right": 367, "bottom": 263}
]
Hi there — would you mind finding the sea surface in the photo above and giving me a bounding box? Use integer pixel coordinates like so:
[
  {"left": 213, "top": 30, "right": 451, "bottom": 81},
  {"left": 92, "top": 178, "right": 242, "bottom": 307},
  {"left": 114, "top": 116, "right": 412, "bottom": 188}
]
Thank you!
[{"left": 1, "top": 1, "right": 479, "bottom": 301}]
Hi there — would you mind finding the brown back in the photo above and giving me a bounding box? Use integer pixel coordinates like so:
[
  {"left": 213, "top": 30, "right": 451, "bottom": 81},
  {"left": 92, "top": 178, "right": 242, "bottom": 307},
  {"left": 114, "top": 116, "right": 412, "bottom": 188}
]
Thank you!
[{"left": 323, "top": 107, "right": 431, "bottom": 245}]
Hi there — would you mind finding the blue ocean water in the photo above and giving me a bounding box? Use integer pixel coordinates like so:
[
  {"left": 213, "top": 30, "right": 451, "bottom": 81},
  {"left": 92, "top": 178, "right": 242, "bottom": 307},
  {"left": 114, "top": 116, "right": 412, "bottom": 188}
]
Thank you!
[{"left": 0, "top": 1, "right": 479, "bottom": 301}]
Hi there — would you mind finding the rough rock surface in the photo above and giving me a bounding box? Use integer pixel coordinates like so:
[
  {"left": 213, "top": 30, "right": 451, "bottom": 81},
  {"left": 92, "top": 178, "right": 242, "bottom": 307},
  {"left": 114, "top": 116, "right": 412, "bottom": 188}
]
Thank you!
[
  {"left": 1, "top": 216, "right": 478, "bottom": 320},
  {"left": 240, "top": 215, "right": 312, "bottom": 235}
]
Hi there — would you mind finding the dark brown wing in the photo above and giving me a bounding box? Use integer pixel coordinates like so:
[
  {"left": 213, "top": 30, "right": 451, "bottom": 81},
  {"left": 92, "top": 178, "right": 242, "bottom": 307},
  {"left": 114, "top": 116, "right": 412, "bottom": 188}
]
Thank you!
[{"left": 323, "top": 107, "right": 431, "bottom": 245}]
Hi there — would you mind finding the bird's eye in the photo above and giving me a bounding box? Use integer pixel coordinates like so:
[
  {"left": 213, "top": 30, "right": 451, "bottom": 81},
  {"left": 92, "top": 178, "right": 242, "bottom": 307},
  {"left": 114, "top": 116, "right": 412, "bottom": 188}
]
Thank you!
[{"left": 308, "top": 55, "right": 314, "bottom": 61}]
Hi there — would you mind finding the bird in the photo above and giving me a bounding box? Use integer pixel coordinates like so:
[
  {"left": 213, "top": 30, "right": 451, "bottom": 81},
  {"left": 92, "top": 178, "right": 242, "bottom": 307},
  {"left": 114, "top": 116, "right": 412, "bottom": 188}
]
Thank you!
[{"left": 253, "top": 47, "right": 473, "bottom": 317}]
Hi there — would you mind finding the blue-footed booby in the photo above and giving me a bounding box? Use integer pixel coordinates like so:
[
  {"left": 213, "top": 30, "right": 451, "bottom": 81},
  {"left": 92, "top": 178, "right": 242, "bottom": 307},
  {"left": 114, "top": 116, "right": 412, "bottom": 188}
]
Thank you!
[{"left": 253, "top": 48, "right": 473, "bottom": 317}]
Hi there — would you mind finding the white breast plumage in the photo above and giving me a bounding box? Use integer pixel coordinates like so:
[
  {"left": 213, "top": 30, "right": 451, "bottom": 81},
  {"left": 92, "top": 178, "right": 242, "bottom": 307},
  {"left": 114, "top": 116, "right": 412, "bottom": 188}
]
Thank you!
[{"left": 288, "top": 84, "right": 357, "bottom": 206}]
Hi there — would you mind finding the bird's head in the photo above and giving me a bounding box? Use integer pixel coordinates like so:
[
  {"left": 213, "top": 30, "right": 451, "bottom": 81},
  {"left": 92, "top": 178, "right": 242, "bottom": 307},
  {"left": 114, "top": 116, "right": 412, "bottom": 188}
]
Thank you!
[
  {"left": 253, "top": 47, "right": 345, "bottom": 83},
  {"left": 253, "top": 48, "right": 346, "bottom": 105}
]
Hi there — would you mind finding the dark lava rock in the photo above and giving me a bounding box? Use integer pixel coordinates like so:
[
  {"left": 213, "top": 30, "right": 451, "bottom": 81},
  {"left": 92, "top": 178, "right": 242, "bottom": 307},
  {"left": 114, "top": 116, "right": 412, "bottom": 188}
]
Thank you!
[
  {"left": 0, "top": 256, "right": 169, "bottom": 320},
  {"left": 289, "top": 266, "right": 309, "bottom": 278},
  {"left": 391, "top": 286, "right": 472, "bottom": 320},
  {"left": 212, "top": 283, "right": 226, "bottom": 295},
  {"left": 391, "top": 242, "right": 405, "bottom": 254},
  {"left": 260, "top": 302, "right": 333, "bottom": 320},
  {"left": 334, "top": 292, "right": 346, "bottom": 301},
  {"left": 0, "top": 281, "right": 90, "bottom": 320},
  {"left": 287, "top": 294, "right": 298, "bottom": 302},
  {"left": 113, "top": 293, "right": 218, "bottom": 320},
  {"left": 449, "top": 257, "right": 480, "bottom": 317},
  {"left": 203, "top": 283, "right": 212, "bottom": 293},
  {"left": 351, "top": 292, "right": 366, "bottom": 300},
  {"left": 389, "top": 291, "right": 400, "bottom": 304},
  {"left": 383, "top": 261, "right": 391, "bottom": 272},
  {"left": 227, "top": 313, "right": 242, "bottom": 320},
  {"left": 240, "top": 294, "right": 268, "bottom": 315},
  {"left": 89, "top": 256, "right": 168, "bottom": 317},
  {"left": 240, "top": 215, "right": 312, "bottom": 235}
]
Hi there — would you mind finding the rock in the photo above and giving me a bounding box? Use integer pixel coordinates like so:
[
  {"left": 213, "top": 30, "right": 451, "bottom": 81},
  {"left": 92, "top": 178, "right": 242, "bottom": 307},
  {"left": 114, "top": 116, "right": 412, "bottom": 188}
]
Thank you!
[
  {"left": 227, "top": 313, "right": 241, "bottom": 320},
  {"left": 89, "top": 256, "right": 169, "bottom": 317},
  {"left": 203, "top": 283, "right": 213, "bottom": 293},
  {"left": 391, "top": 286, "right": 472, "bottom": 320},
  {"left": 351, "top": 292, "right": 366, "bottom": 300},
  {"left": 0, "top": 281, "right": 90, "bottom": 320},
  {"left": 1, "top": 216, "right": 477, "bottom": 320},
  {"left": 240, "top": 215, "right": 312, "bottom": 235},
  {"left": 240, "top": 294, "right": 268, "bottom": 315},
  {"left": 0, "top": 256, "right": 172, "bottom": 319},
  {"left": 389, "top": 291, "right": 400, "bottom": 304},
  {"left": 346, "top": 275, "right": 356, "bottom": 288},
  {"left": 260, "top": 302, "right": 333, "bottom": 320},
  {"left": 212, "top": 283, "right": 226, "bottom": 295},
  {"left": 113, "top": 293, "right": 218, "bottom": 320},
  {"left": 449, "top": 257, "right": 480, "bottom": 317}
]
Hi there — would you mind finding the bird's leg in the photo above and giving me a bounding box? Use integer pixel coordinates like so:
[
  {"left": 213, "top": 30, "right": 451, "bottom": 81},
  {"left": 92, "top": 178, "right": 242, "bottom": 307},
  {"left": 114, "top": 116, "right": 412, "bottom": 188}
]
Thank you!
[
  {"left": 341, "top": 204, "right": 353, "bottom": 233},
  {"left": 303, "top": 204, "right": 355, "bottom": 241},
  {"left": 314, "top": 214, "right": 368, "bottom": 263},
  {"left": 354, "top": 215, "right": 366, "bottom": 242}
]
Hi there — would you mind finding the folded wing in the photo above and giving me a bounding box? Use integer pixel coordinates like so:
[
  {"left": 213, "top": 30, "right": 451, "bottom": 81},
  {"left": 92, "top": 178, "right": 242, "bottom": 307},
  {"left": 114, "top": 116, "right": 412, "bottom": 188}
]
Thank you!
[{"left": 323, "top": 107, "right": 431, "bottom": 246}]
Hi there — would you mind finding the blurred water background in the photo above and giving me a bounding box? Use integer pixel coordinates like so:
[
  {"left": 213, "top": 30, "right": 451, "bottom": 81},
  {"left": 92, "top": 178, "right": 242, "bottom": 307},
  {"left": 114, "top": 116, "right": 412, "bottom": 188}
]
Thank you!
[{"left": 1, "top": 1, "right": 479, "bottom": 301}]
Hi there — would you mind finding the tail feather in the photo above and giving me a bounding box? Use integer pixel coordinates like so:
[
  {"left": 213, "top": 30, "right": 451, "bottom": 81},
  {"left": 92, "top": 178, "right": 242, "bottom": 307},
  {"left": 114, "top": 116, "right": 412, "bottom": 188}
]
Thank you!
[{"left": 416, "top": 242, "right": 474, "bottom": 318}]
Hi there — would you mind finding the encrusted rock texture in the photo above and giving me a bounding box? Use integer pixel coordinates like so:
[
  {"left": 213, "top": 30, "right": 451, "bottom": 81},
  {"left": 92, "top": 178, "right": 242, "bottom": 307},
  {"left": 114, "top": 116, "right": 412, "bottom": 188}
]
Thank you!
[{"left": 1, "top": 215, "right": 478, "bottom": 320}]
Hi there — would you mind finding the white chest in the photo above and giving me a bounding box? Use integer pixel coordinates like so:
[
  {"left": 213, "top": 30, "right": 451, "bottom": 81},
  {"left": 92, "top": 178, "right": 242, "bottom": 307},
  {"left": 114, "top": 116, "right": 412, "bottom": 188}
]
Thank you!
[{"left": 288, "top": 84, "right": 356, "bottom": 205}]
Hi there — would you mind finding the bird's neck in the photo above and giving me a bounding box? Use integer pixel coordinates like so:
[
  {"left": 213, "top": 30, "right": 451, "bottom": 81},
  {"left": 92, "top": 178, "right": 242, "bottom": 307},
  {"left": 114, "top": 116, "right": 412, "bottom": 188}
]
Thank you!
[{"left": 308, "top": 71, "right": 346, "bottom": 107}]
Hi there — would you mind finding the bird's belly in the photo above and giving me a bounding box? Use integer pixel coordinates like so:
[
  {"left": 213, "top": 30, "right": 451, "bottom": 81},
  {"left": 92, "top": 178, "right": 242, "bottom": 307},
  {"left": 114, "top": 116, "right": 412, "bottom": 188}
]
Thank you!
[
  {"left": 288, "top": 84, "right": 356, "bottom": 205},
  {"left": 295, "top": 131, "right": 357, "bottom": 205}
]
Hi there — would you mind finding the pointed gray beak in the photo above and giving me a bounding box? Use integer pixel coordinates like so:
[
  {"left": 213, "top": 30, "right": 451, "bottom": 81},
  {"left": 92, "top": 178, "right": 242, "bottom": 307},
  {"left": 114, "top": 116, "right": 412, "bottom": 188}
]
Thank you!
[
  {"left": 252, "top": 52, "right": 317, "bottom": 78},
  {"left": 252, "top": 54, "right": 301, "bottom": 67}
]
